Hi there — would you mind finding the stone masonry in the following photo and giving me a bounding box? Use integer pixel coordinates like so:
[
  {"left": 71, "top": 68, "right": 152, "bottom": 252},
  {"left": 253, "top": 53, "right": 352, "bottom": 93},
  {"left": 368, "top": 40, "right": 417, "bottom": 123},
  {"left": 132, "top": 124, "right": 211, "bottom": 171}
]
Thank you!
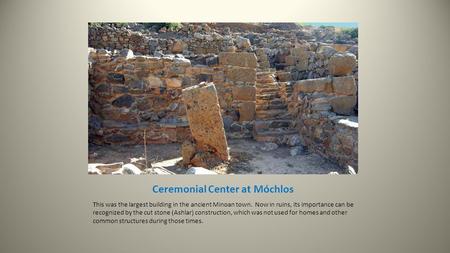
[
  {"left": 182, "top": 82, "right": 230, "bottom": 162},
  {"left": 89, "top": 23, "right": 359, "bottom": 172}
]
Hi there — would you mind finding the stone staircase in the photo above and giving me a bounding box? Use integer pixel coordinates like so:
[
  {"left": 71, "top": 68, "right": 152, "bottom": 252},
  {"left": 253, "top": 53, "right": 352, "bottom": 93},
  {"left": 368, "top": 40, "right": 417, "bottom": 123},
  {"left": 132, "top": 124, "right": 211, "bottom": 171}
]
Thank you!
[{"left": 253, "top": 71, "right": 300, "bottom": 144}]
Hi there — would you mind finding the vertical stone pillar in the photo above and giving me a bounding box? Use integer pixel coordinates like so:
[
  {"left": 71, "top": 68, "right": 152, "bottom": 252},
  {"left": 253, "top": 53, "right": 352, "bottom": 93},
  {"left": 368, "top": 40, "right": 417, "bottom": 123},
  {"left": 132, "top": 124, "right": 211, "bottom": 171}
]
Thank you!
[{"left": 182, "top": 82, "right": 229, "bottom": 161}]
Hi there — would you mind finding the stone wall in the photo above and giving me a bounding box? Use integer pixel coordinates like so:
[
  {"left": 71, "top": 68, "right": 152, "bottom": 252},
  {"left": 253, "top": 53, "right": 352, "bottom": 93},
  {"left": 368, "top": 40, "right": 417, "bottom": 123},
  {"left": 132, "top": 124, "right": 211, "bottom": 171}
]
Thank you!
[
  {"left": 88, "top": 25, "right": 358, "bottom": 84},
  {"left": 88, "top": 23, "right": 358, "bottom": 171},
  {"left": 289, "top": 76, "right": 358, "bottom": 171},
  {"left": 88, "top": 26, "right": 151, "bottom": 55},
  {"left": 89, "top": 48, "right": 258, "bottom": 145},
  {"left": 88, "top": 48, "right": 192, "bottom": 145}
]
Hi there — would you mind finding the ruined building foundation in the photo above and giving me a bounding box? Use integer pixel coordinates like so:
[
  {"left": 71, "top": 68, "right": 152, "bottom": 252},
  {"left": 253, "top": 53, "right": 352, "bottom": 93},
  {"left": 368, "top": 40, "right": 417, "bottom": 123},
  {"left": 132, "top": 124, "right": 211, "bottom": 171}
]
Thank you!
[{"left": 88, "top": 23, "right": 359, "bottom": 174}]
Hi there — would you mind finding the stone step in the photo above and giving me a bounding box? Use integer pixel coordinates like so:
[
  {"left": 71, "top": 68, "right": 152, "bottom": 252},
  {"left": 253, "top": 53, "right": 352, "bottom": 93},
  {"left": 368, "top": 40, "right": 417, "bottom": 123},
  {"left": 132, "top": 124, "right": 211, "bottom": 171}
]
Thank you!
[
  {"left": 256, "top": 109, "right": 291, "bottom": 119},
  {"left": 256, "top": 71, "right": 276, "bottom": 77},
  {"left": 255, "top": 98, "right": 284, "bottom": 105},
  {"left": 256, "top": 90, "right": 279, "bottom": 96},
  {"left": 253, "top": 129, "right": 299, "bottom": 143},
  {"left": 255, "top": 103, "right": 287, "bottom": 111},
  {"left": 254, "top": 119, "right": 293, "bottom": 131},
  {"left": 256, "top": 73, "right": 277, "bottom": 82},
  {"left": 256, "top": 82, "right": 278, "bottom": 87},
  {"left": 256, "top": 93, "right": 280, "bottom": 100},
  {"left": 256, "top": 87, "right": 279, "bottom": 93}
]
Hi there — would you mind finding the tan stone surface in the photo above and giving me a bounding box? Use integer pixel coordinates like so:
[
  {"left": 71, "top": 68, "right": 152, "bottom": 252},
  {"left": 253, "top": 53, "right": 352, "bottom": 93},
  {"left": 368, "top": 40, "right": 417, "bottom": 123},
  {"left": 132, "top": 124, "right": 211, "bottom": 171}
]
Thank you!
[
  {"left": 332, "top": 44, "right": 350, "bottom": 52},
  {"left": 225, "top": 66, "right": 256, "bottom": 83},
  {"left": 171, "top": 40, "right": 185, "bottom": 53},
  {"left": 219, "top": 52, "right": 257, "bottom": 68},
  {"left": 296, "top": 51, "right": 310, "bottom": 71},
  {"left": 293, "top": 77, "right": 333, "bottom": 94},
  {"left": 290, "top": 46, "right": 308, "bottom": 56},
  {"left": 276, "top": 72, "right": 291, "bottom": 82},
  {"left": 329, "top": 95, "right": 357, "bottom": 115},
  {"left": 181, "top": 140, "right": 196, "bottom": 166},
  {"left": 328, "top": 53, "right": 357, "bottom": 76},
  {"left": 165, "top": 78, "right": 182, "bottom": 89},
  {"left": 232, "top": 85, "right": 256, "bottom": 101},
  {"left": 182, "top": 82, "right": 229, "bottom": 161},
  {"left": 332, "top": 76, "right": 357, "bottom": 95},
  {"left": 239, "top": 101, "right": 256, "bottom": 122},
  {"left": 285, "top": 56, "right": 296, "bottom": 66}
]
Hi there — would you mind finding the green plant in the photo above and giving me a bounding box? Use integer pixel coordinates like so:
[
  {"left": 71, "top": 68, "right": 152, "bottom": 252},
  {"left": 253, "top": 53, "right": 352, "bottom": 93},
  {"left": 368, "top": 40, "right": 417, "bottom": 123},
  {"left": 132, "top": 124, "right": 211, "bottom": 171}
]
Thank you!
[
  {"left": 142, "top": 23, "right": 182, "bottom": 31},
  {"left": 342, "top": 27, "right": 358, "bottom": 39}
]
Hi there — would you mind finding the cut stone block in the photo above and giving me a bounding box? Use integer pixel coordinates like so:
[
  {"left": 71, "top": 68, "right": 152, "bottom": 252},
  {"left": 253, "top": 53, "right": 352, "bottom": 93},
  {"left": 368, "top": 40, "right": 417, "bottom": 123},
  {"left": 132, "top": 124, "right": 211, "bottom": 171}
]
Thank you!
[
  {"left": 332, "top": 76, "right": 357, "bottom": 95},
  {"left": 330, "top": 95, "right": 357, "bottom": 115},
  {"left": 238, "top": 101, "right": 256, "bottom": 122},
  {"left": 232, "top": 85, "right": 256, "bottom": 101},
  {"left": 328, "top": 53, "right": 357, "bottom": 76},
  {"left": 181, "top": 141, "right": 196, "bottom": 166},
  {"left": 293, "top": 77, "right": 332, "bottom": 94},
  {"left": 182, "top": 82, "right": 229, "bottom": 161},
  {"left": 225, "top": 66, "right": 256, "bottom": 83},
  {"left": 165, "top": 78, "right": 182, "bottom": 89},
  {"left": 219, "top": 52, "right": 257, "bottom": 68}
]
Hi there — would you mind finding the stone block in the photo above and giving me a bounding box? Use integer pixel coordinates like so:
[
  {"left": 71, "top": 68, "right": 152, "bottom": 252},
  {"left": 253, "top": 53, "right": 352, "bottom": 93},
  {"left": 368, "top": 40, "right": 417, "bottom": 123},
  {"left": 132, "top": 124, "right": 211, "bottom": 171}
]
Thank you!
[
  {"left": 332, "top": 76, "right": 357, "bottom": 95},
  {"left": 112, "top": 94, "right": 134, "bottom": 108},
  {"left": 218, "top": 52, "right": 257, "bottom": 68},
  {"left": 107, "top": 73, "right": 125, "bottom": 84},
  {"left": 310, "top": 97, "right": 332, "bottom": 111},
  {"left": 329, "top": 95, "right": 357, "bottom": 115},
  {"left": 236, "top": 37, "right": 251, "bottom": 49},
  {"left": 332, "top": 44, "right": 350, "bottom": 52},
  {"left": 181, "top": 141, "right": 196, "bottom": 166},
  {"left": 290, "top": 47, "right": 307, "bottom": 56},
  {"left": 295, "top": 51, "right": 310, "bottom": 71},
  {"left": 182, "top": 82, "right": 229, "bottom": 161},
  {"left": 328, "top": 53, "right": 357, "bottom": 76},
  {"left": 232, "top": 85, "right": 256, "bottom": 101},
  {"left": 146, "top": 75, "right": 163, "bottom": 88},
  {"left": 293, "top": 77, "right": 332, "bottom": 94},
  {"left": 317, "top": 45, "right": 337, "bottom": 58},
  {"left": 171, "top": 40, "right": 186, "bottom": 53},
  {"left": 285, "top": 56, "right": 296, "bottom": 66},
  {"left": 277, "top": 72, "right": 291, "bottom": 82},
  {"left": 165, "top": 78, "right": 182, "bottom": 89},
  {"left": 225, "top": 66, "right": 256, "bottom": 83},
  {"left": 238, "top": 101, "right": 255, "bottom": 122}
]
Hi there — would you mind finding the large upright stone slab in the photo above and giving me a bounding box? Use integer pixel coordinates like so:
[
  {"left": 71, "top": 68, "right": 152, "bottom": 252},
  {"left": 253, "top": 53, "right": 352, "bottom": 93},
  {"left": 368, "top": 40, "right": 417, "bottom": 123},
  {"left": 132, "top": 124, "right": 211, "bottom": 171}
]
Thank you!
[{"left": 182, "top": 82, "right": 229, "bottom": 161}]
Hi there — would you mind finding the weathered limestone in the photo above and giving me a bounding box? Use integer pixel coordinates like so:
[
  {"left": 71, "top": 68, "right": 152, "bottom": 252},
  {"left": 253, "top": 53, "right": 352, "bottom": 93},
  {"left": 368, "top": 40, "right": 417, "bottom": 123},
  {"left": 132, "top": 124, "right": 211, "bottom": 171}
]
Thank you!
[
  {"left": 329, "top": 96, "right": 357, "bottom": 115},
  {"left": 289, "top": 47, "right": 310, "bottom": 71},
  {"left": 293, "top": 77, "right": 333, "bottom": 94},
  {"left": 165, "top": 78, "right": 182, "bottom": 89},
  {"left": 224, "top": 66, "right": 256, "bottom": 83},
  {"left": 182, "top": 82, "right": 229, "bottom": 161},
  {"left": 218, "top": 52, "right": 257, "bottom": 68},
  {"left": 239, "top": 101, "right": 256, "bottom": 122},
  {"left": 332, "top": 76, "right": 357, "bottom": 95},
  {"left": 232, "top": 85, "right": 256, "bottom": 101},
  {"left": 171, "top": 40, "right": 186, "bottom": 53},
  {"left": 181, "top": 141, "right": 196, "bottom": 166},
  {"left": 328, "top": 53, "right": 357, "bottom": 76}
]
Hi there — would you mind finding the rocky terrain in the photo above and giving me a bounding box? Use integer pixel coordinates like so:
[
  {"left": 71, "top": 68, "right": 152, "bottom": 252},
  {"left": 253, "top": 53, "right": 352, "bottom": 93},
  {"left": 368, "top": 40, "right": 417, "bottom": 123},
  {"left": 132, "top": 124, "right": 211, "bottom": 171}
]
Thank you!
[{"left": 88, "top": 23, "right": 358, "bottom": 175}]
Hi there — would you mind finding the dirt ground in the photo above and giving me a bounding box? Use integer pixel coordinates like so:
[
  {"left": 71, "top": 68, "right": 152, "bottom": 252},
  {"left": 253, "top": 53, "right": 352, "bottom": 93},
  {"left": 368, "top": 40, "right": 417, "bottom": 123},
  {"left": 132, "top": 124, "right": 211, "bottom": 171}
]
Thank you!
[{"left": 89, "top": 139, "right": 346, "bottom": 175}]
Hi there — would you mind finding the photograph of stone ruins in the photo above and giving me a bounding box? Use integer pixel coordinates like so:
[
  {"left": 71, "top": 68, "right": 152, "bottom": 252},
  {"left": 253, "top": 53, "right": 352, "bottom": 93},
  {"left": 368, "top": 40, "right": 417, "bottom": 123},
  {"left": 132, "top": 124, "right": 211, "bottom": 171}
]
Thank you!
[{"left": 88, "top": 22, "right": 358, "bottom": 175}]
